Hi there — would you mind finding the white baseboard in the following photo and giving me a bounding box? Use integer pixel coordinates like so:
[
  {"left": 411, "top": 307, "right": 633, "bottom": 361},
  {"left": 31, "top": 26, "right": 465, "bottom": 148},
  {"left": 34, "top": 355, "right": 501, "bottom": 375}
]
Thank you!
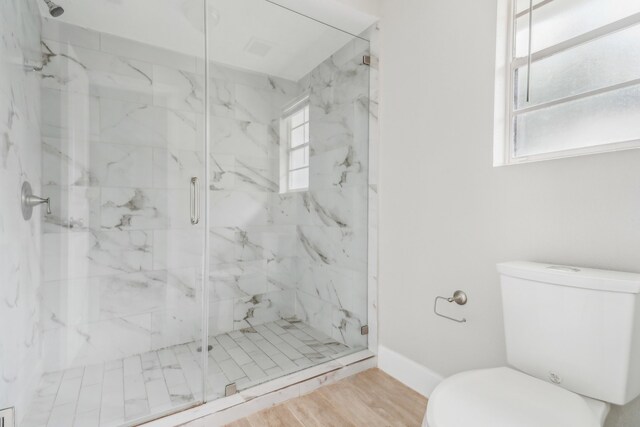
[{"left": 378, "top": 345, "right": 444, "bottom": 397}]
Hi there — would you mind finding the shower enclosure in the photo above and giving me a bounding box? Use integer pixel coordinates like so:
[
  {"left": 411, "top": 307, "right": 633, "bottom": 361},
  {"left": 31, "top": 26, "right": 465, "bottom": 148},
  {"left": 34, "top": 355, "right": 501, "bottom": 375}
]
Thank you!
[{"left": 0, "top": 0, "right": 372, "bottom": 425}]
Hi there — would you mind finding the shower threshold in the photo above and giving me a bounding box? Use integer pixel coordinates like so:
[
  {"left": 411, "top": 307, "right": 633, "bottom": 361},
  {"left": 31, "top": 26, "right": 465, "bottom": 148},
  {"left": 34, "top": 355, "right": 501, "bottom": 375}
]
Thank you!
[{"left": 22, "top": 319, "right": 356, "bottom": 427}]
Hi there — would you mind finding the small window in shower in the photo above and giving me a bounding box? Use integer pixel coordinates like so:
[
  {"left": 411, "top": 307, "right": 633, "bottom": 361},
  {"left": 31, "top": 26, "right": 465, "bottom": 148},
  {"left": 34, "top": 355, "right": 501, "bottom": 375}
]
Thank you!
[{"left": 281, "top": 98, "right": 310, "bottom": 192}]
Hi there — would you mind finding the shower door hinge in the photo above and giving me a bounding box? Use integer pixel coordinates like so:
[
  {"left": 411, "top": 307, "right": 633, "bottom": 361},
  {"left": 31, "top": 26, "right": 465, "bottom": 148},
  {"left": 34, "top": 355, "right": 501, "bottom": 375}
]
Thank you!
[
  {"left": 0, "top": 407, "right": 15, "bottom": 427},
  {"left": 363, "top": 55, "right": 378, "bottom": 68},
  {"left": 225, "top": 383, "right": 237, "bottom": 397},
  {"left": 361, "top": 325, "right": 369, "bottom": 335}
]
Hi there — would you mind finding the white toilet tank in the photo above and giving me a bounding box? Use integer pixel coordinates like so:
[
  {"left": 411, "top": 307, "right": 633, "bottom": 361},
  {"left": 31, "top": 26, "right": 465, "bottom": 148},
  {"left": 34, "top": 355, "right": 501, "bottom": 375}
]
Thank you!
[{"left": 498, "top": 261, "right": 640, "bottom": 405}]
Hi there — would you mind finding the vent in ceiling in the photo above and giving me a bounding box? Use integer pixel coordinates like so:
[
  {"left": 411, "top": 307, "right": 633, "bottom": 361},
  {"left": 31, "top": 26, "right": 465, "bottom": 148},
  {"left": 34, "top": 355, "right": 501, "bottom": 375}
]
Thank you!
[{"left": 244, "top": 37, "right": 274, "bottom": 57}]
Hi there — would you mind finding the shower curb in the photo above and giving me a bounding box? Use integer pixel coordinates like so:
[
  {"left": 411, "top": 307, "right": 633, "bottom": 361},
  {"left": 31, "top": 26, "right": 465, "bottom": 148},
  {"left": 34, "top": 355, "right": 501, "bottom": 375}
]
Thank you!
[{"left": 140, "top": 350, "right": 376, "bottom": 426}]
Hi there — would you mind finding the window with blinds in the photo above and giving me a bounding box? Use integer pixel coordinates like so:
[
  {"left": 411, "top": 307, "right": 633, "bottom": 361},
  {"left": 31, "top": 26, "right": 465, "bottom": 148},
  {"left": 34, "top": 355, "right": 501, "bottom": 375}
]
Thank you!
[{"left": 494, "top": 0, "right": 640, "bottom": 165}]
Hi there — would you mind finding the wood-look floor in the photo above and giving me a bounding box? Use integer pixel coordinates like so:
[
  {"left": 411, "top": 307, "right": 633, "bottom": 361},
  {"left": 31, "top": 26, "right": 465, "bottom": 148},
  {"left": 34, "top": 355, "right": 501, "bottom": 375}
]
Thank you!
[{"left": 225, "top": 369, "right": 428, "bottom": 427}]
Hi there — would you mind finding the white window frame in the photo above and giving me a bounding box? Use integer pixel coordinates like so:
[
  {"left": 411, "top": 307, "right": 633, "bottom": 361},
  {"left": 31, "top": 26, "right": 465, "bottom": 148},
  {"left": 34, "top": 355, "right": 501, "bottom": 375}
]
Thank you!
[
  {"left": 493, "top": 0, "right": 640, "bottom": 166},
  {"left": 279, "top": 95, "right": 310, "bottom": 193}
]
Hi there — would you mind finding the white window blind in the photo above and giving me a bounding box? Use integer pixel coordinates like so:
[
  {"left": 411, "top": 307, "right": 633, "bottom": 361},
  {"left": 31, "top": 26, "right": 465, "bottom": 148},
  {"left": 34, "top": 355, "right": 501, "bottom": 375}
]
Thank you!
[{"left": 495, "top": 0, "right": 640, "bottom": 165}]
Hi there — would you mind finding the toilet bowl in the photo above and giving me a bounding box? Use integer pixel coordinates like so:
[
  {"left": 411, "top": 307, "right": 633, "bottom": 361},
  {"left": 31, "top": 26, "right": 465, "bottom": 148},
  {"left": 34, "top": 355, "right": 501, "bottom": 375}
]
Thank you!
[
  {"left": 421, "top": 262, "right": 640, "bottom": 427},
  {"left": 423, "top": 367, "right": 609, "bottom": 427}
]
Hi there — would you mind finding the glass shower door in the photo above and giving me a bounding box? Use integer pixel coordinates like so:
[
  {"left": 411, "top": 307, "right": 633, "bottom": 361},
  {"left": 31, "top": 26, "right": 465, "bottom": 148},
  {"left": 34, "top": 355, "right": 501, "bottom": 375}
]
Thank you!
[
  {"left": 204, "top": 0, "right": 371, "bottom": 397},
  {"left": 17, "top": 2, "right": 209, "bottom": 426}
]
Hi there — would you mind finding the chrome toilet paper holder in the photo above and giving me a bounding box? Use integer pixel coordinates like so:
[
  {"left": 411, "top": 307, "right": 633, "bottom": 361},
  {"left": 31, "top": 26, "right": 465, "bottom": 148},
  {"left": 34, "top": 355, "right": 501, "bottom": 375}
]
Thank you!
[{"left": 434, "top": 290, "right": 468, "bottom": 323}]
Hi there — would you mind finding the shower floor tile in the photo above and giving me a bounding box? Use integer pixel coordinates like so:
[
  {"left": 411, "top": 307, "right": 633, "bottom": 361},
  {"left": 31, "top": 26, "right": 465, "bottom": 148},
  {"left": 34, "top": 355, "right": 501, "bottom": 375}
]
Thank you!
[{"left": 21, "top": 319, "right": 352, "bottom": 427}]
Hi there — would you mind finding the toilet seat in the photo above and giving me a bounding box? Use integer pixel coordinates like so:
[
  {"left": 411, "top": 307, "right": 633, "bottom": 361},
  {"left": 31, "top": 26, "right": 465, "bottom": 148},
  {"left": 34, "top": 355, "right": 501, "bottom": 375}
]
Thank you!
[{"left": 424, "top": 367, "right": 608, "bottom": 427}]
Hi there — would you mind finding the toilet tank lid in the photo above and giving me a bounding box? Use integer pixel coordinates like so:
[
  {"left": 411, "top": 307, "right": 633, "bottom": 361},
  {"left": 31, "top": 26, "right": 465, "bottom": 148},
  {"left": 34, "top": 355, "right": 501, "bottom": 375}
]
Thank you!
[{"left": 497, "top": 261, "right": 640, "bottom": 294}]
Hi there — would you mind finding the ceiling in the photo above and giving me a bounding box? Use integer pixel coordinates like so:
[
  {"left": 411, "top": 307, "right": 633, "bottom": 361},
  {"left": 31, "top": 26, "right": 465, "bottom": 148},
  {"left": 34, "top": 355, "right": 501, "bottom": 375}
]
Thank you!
[{"left": 37, "top": 0, "right": 378, "bottom": 81}]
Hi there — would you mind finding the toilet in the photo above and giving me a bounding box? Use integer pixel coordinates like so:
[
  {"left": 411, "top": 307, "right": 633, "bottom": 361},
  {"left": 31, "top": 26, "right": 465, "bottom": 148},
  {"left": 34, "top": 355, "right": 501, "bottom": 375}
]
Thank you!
[{"left": 424, "top": 261, "right": 640, "bottom": 427}]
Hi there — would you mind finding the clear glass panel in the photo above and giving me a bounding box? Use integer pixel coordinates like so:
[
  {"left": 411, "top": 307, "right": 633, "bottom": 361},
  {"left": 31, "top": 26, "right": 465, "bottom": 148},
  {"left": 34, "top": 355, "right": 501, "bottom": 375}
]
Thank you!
[
  {"left": 514, "top": 0, "right": 640, "bottom": 57},
  {"left": 2, "top": 2, "right": 208, "bottom": 426},
  {"left": 515, "top": 84, "right": 640, "bottom": 157},
  {"left": 515, "top": 23, "right": 640, "bottom": 109},
  {"left": 207, "top": 0, "right": 370, "bottom": 398}
]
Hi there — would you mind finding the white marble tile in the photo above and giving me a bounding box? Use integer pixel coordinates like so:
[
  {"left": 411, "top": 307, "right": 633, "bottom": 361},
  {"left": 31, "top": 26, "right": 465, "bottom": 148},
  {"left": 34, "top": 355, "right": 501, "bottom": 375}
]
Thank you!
[
  {"left": 40, "top": 270, "right": 182, "bottom": 340},
  {"left": 209, "top": 191, "right": 271, "bottom": 227},
  {"left": 21, "top": 394, "right": 55, "bottom": 427},
  {"left": 309, "top": 145, "right": 367, "bottom": 190},
  {"left": 99, "top": 98, "right": 199, "bottom": 149},
  {"left": 42, "top": 136, "right": 95, "bottom": 187},
  {"left": 209, "top": 260, "right": 269, "bottom": 299},
  {"left": 210, "top": 116, "right": 275, "bottom": 158},
  {"left": 82, "top": 363, "right": 104, "bottom": 387},
  {"left": 296, "top": 225, "right": 367, "bottom": 271},
  {"left": 210, "top": 155, "right": 279, "bottom": 193},
  {"left": 209, "top": 78, "right": 236, "bottom": 119},
  {"left": 124, "top": 372, "right": 149, "bottom": 420},
  {"left": 145, "top": 378, "right": 172, "bottom": 412},
  {"left": 100, "top": 364, "right": 124, "bottom": 425},
  {"left": 295, "top": 292, "right": 334, "bottom": 341},
  {"left": 175, "top": 350, "right": 204, "bottom": 401},
  {"left": 233, "top": 290, "right": 296, "bottom": 330},
  {"left": 300, "top": 187, "right": 368, "bottom": 229},
  {"left": 43, "top": 313, "right": 153, "bottom": 372},
  {"left": 297, "top": 262, "right": 367, "bottom": 319},
  {"left": 54, "top": 374, "right": 82, "bottom": 406},
  {"left": 331, "top": 305, "right": 367, "bottom": 348},
  {"left": 43, "top": 184, "right": 101, "bottom": 233},
  {"left": 234, "top": 84, "right": 277, "bottom": 125},
  {"left": 100, "top": 187, "right": 168, "bottom": 231},
  {"left": 152, "top": 228, "right": 203, "bottom": 270},
  {"left": 123, "top": 355, "right": 143, "bottom": 377},
  {"left": 40, "top": 39, "right": 154, "bottom": 104},
  {"left": 91, "top": 142, "right": 154, "bottom": 187},
  {"left": 76, "top": 382, "right": 102, "bottom": 414},
  {"left": 208, "top": 299, "right": 235, "bottom": 336},
  {"left": 41, "top": 88, "right": 101, "bottom": 140},
  {"left": 43, "top": 230, "right": 153, "bottom": 281},
  {"left": 74, "top": 409, "right": 100, "bottom": 427},
  {"left": 152, "top": 147, "right": 205, "bottom": 189},
  {"left": 153, "top": 65, "right": 204, "bottom": 113},
  {"left": 47, "top": 402, "right": 76, "bottom": 427}
]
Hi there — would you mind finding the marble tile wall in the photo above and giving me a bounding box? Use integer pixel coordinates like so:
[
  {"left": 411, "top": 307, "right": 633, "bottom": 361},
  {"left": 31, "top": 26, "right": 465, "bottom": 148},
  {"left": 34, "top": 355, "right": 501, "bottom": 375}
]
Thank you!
[
  {"left": 39, "top": 18, "right": 205, "bottom": 373},
  {"left": 0, "top": 0, "right": 44, "bottom": 420},
  {"left": 38, "top": 18, "right": 371, "bottom": 374},
  {"left": 206, "top": 62, "right": 301, "bottom": 334},
  {"left": 38, "top": 18, "right": 301, "bottom": 373},
  {"left": 293, "top": 38, "right": 371, "bottom": 349}
]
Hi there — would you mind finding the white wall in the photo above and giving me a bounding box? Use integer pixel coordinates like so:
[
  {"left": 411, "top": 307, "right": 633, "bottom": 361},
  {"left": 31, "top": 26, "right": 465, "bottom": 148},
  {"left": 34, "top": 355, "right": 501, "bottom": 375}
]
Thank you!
[{"left": 377, "top": 0, "right": 640, "bottom": 423}]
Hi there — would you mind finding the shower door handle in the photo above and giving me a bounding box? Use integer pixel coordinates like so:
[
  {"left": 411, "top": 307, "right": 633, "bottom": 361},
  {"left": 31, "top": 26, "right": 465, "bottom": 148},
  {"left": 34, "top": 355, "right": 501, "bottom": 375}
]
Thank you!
[{"left": 190, "top": 177, "right": 200, "bottom": 225}]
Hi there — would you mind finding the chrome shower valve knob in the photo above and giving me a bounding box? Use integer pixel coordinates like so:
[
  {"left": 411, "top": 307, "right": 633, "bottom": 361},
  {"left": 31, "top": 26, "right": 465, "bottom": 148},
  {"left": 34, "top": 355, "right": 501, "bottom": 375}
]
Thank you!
[{"left": 21, "top": 181, "right": 51, "bottom": 220}]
